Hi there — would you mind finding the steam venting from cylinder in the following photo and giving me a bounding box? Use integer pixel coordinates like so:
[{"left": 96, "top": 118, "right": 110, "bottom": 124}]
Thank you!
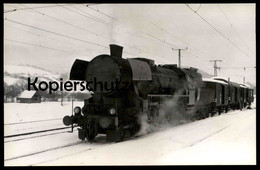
[{"left": 110, "top": 44, "right": 123, "bottom": 58}]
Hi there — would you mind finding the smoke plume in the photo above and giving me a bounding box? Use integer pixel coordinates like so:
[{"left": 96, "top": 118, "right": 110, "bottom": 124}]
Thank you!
[{"left": 136, "top": 90, "right": 193, "bottom": 137}]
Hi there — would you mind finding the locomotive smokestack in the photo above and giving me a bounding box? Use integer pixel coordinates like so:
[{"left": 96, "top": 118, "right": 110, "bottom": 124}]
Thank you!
[{"left": 110, "top": 44, "right": 123, "bottom": 58}]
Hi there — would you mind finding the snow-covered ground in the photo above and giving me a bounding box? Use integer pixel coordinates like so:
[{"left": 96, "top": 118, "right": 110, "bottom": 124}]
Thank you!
[
  {"left": 4, "top": 99, "right": 256, "bottom": 166},
  {"left": 4, "top": 101, "right": 84, "bottom": 135}
]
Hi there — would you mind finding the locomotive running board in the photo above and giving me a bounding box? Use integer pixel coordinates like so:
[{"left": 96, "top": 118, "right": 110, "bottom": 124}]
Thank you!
[{"left": 148, "top": 94, "right": 189, "bottom": 97}]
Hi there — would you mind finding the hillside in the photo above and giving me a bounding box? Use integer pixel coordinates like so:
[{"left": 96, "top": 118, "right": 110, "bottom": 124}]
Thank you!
[{"left": 4, "top": 65, "right": 61, "bottom": 86}]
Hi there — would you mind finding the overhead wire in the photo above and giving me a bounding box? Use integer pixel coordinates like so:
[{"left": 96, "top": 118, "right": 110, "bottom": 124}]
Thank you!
[
  {"left": 141, "top": 5, "right": 254, "bottom": 75},
  {"left": 68, "top": 4, "right": 111, "bottom": 24},
  {"left": 185, "top": 4, "right": 254, "bottom": 62},
  {"left": 220, "top": 66, "right": 256, "bottom": 69},
  {"left": 4, "top": 4, "right": 72, "bottom": 13},
  {"left": 147, "top": 6, "right": 217, "bottom": 58},
  {"left": 4, "top": 6, "right": 142, "bottom": 58},
  {"left": 4, "top": 24, "right": 107, "bottom": 55},
  {"left": 4, "top": 38, "right": 81, "bottom": 54},
  {"left": 56, "top": 4, "right": 175, "bottom": 63},
  {"left": 68, "top": 4, "right": 180, "bottom": 61},
  {"left": 143, "top": 14, "right": 213, "bottom": 62},
  {"left": 4, "top": 18, "right": 108, "bottom": 48},
  {"left": 100, "top": 5, "right": 236, "bottom": 68},
  {"left": 19, "top": 4, "right": 142, "bottom": 55},
  {"left": 69, "top": 4, "right": 203, "bottom": 64},
  {"left": 138, "top": 6, "right": 236, "bottom": 71},
  {"left": 4, "top": 3, "right": 255, "bottom": 77},
  {"left": 83, "top": 4, "right": 118, "bottom": 21},
  {"left": 217, "top": 4, "right": 254, "bottom": 55},
  {"left": 56, "top": 4, "right": 109, "bottom": 25},
  {"left": 18, "top": 4, "right": 100, "bottom": 36}
]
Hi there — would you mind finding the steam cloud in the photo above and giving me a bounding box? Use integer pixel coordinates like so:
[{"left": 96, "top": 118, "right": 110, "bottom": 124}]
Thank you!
[{"left": 136, "top": 90, "right": 193, "bottom": 137}]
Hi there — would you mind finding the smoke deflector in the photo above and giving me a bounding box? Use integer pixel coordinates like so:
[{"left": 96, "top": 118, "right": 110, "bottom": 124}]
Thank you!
[{"left": 70, "top": 59, "right": 89, "bottom": 80}]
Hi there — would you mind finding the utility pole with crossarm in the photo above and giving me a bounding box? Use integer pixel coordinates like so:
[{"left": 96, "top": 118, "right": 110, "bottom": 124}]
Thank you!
[
  {"left": 172, "top": 47, "right": 188, "bottom": 68},
  {"left": 210, "top": 60, "right": 222, "bottom": 77}
]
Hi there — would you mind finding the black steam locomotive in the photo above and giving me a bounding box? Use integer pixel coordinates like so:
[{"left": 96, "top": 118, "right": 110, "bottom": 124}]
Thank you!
[{"left": 63, "top": 44, "right": 254, "bottom": 142}]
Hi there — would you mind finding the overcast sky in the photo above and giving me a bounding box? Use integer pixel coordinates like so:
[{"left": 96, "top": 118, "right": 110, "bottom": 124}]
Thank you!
[{"left": 4, "top": 3, "right": 256, "bottom": 85}]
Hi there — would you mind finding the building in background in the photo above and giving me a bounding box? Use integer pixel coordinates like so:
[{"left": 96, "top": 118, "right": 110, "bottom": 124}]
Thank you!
[{"left": 17, "top": 90, "right": 41, "bottom": 103}]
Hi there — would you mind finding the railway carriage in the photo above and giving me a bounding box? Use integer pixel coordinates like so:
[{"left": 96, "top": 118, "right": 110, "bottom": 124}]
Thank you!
[
  {"left": 213, "top": 77, "right": 243, "bottom": 110},
  {"left": 200, "top": 78, "right": 229, "bottom": 116},
  {"left": 240, "top": 83, "right": 254, "bottom": 108},
  {"left": 240, "top": 84, "right": 247, "bottom": 108},
  {"left": 229, "top": 81, "right": 242, "bottom": 110}
]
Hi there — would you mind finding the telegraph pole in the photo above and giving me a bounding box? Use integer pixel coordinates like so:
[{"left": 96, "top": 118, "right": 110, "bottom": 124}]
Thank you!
[
  {"left": 210, "top": 60, "right": 222, "bottom": 76},
  {"left": 172, "top": 47, "right": 188, "bottom": 68}
]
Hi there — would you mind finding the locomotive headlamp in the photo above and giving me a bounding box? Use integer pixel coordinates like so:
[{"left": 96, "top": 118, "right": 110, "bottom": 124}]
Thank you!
[
  {"left": 74, "top": 106, "right": 81, "bottom": 115},
  {"left": 109, "top": 108, "right": 116, "bottom": 115}
]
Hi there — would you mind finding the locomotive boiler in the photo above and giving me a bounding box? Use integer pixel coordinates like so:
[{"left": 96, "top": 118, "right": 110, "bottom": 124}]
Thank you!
[{"left": 63, "top": 44, "right": 203, "bottom": 142}]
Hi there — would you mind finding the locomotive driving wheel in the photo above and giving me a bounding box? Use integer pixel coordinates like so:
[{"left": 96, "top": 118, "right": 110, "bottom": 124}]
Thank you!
[
  {"left": 225, "top": 107, "right": 228, "bottom": 113},
  {"left": 218, "top": 108, "right": 222, "bottom": 115},
  {"left": 86, "top": 121, "right": 97, "bottom": 142},
  {"left": 130, "top": 120, "right": 140, "bottom": 137},
  {"left": 119, "top": 124, "right": 125, "bottom": 141}
]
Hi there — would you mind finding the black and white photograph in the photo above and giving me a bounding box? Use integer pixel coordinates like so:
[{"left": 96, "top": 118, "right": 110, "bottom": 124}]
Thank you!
[{"left": 3, "top": 3, "right": 256, "bottom": 166}]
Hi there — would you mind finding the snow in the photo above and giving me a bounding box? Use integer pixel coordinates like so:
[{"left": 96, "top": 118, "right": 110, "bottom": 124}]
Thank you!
[
  {"left": 4, "top": 101, "right": 83, "bottom": 124},
  {"left": 4, "top": 99, "right": 256, "bottom": 166},
  {"left": 4, "top": 76, "right": 24, "bottom": 86},
  {"left": 4, "top": 65, "right": 60, "bottom": 81},
  {"left": 4, "top": 101, "right": 84, "bottom": 135},
  {"left": 157, "top": 112, "right": 256, "bottom": 165},
  {"left": 43, "top": 108, "right": 255, "bottom": 165},
  {"left": 212, "top": 77, "right": 229, "bottom": 83},
  {"left": 239, "top": 83, "right": 253, "bottom": 89},
  {"left": 202, "top": 78, "right": 229, "bottom": 85},
  {"left": 4, "top": 65, "right": 61, "bottom": 88}
]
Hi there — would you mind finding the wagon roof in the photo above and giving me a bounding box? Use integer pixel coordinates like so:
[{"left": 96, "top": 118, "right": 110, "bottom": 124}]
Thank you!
[
  {"left": 229, "top": 81, "right": 240, "bottom": 88},
  {"left": 202, "top": 78, "right": 229, "bottom": 85},
  {"left": 212, "top": 77, "right": 229, "bottom": 83},
  {"left": 239, "top": 83, "right": 253, "bottom": 89},
  {"left": 18, "top": 90, "right": 38, "bottom": 99}
]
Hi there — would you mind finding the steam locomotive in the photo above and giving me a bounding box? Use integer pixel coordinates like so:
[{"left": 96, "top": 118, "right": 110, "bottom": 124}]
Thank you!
[{"left": 63, "top": 44, "right": 254, "bottom": 142}]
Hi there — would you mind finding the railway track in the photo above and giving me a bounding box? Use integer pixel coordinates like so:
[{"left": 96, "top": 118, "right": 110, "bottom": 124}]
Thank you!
[
  {"left": 4, "top": 124, "right": 81, "bottom": 144},
  {"left": 4, "top": 126, "right": 71, "bottom": 138},
  {"left": 4, "top": 135, "right": 107, "bottom": 163},
  {"left": 5, "top": 140, "right": 84, "bottom": 161},
  {"left": 4, "top": 118, "right": 73, "bottom": 142},
  {"left": 4, "top": 109, "right": 255, "bottom": 166},
  {"left": 4, "top": 131, "right": 70, "bottom": 143},
  {"left": 4, "top": 118, "right": 62, "bottom": 126}
]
